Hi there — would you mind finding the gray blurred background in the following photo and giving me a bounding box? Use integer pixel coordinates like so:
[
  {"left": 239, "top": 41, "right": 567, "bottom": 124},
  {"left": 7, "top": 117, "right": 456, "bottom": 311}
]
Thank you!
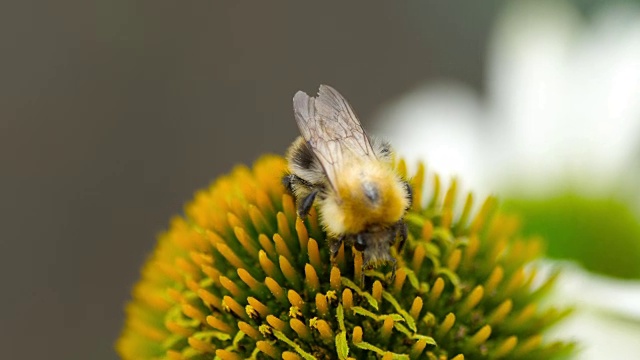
[{"left": 0, "top": 1, "right": 500, "bottom": 359}]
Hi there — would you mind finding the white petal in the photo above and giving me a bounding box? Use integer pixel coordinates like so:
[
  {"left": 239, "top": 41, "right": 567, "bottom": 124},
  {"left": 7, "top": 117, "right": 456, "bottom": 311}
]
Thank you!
[
  {"left": 488, "top": 2, "right": 640, "bottom": 192},
  {"left": 372, "top": 82, "right": 493, "bottom": 195},
  {"left": 487, "top": 1, "right": 583, "bottom": 189},
  {"left": 568, "top": 6, "right": 640, "bottom": 179},
  {"left": 541, "top": 262, "right": 640, "bottom": 359}
]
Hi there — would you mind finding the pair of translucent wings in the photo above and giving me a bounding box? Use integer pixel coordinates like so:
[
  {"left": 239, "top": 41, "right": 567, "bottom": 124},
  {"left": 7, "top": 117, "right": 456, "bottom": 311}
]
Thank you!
[{"left": 292, "top": 85, "right": 376, "bottom": 189}]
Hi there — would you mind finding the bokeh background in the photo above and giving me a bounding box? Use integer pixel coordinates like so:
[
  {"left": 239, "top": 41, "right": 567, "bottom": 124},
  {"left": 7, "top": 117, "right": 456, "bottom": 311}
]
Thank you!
[{"left": 1, "top": 1, "right": 639, "bottom": 359}]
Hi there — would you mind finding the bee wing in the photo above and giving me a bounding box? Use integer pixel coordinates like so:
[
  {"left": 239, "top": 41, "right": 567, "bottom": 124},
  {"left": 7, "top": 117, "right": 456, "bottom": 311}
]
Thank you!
[{"left": 293, "top": 85, "right": 376, "bottom": 191}]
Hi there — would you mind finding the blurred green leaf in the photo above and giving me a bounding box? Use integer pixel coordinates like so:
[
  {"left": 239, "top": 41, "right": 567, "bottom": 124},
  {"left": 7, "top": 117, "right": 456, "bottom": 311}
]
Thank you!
[{"left": 504, "top": 193, "right": 640, "bottom": 279}]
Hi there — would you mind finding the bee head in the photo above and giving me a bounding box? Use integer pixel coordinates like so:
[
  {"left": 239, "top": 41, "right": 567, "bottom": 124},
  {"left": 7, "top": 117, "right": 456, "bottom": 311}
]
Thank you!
[
  {"left": 354, "top": 233, "right": 367, "bottom": 252},
  {"left": 352, "top": 228, "right": 396, "bottom": 266}
]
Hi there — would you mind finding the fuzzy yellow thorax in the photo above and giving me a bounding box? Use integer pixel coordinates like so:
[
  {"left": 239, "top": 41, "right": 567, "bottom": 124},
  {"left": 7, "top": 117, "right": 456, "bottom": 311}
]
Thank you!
[{"left": 320, "top": 158, "right": 408, "bottom": 236}]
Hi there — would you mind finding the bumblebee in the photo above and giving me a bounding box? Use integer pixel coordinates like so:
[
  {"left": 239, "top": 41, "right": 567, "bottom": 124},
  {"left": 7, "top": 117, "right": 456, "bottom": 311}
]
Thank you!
[{"left": 283, "top": 85, "right": 412, "bottom": 285}]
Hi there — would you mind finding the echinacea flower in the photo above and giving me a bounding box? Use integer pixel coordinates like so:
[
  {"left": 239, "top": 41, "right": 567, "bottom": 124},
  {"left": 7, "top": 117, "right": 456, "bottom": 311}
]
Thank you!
[{"left": 117, "top": 155, "right": 573, "bottom": 359}]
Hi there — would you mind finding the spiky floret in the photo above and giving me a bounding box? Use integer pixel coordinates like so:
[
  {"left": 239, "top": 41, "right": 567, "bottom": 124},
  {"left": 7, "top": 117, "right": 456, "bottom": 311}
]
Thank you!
[{"left": 117, "top": 155, "right": 574, "bottom": 360}]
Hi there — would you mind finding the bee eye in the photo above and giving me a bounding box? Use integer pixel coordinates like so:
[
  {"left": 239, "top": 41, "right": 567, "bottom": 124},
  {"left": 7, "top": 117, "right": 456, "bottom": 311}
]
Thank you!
[{"left": 354, "top": 234, "right": 367, "bottom": 252}]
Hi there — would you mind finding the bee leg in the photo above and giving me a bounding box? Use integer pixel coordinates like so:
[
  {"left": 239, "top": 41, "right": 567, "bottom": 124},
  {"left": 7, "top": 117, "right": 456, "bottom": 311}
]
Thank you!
[
  {"left": 403, "top": 180, "right": 413, "bottom": 209},
  {"left": 282, "top": 174, "right": 296, "bottom": 194},
  {"left": 360, "top": 250, "right": 371, "bottom": 288},
  {"left": 297, "top": 189, "right": 318, "bottom": 219},
  {"left": 283, "top": 174, "right": 312, "bottom": 194},
  {"left": 329, "top": 236, "right": 344, "bottom": 267},
  {"left": 397, "top": 220, "right": 408, "bottom": 253},
  {"left": 389, "top": 257, "right": 397, "bottom": 284}
]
